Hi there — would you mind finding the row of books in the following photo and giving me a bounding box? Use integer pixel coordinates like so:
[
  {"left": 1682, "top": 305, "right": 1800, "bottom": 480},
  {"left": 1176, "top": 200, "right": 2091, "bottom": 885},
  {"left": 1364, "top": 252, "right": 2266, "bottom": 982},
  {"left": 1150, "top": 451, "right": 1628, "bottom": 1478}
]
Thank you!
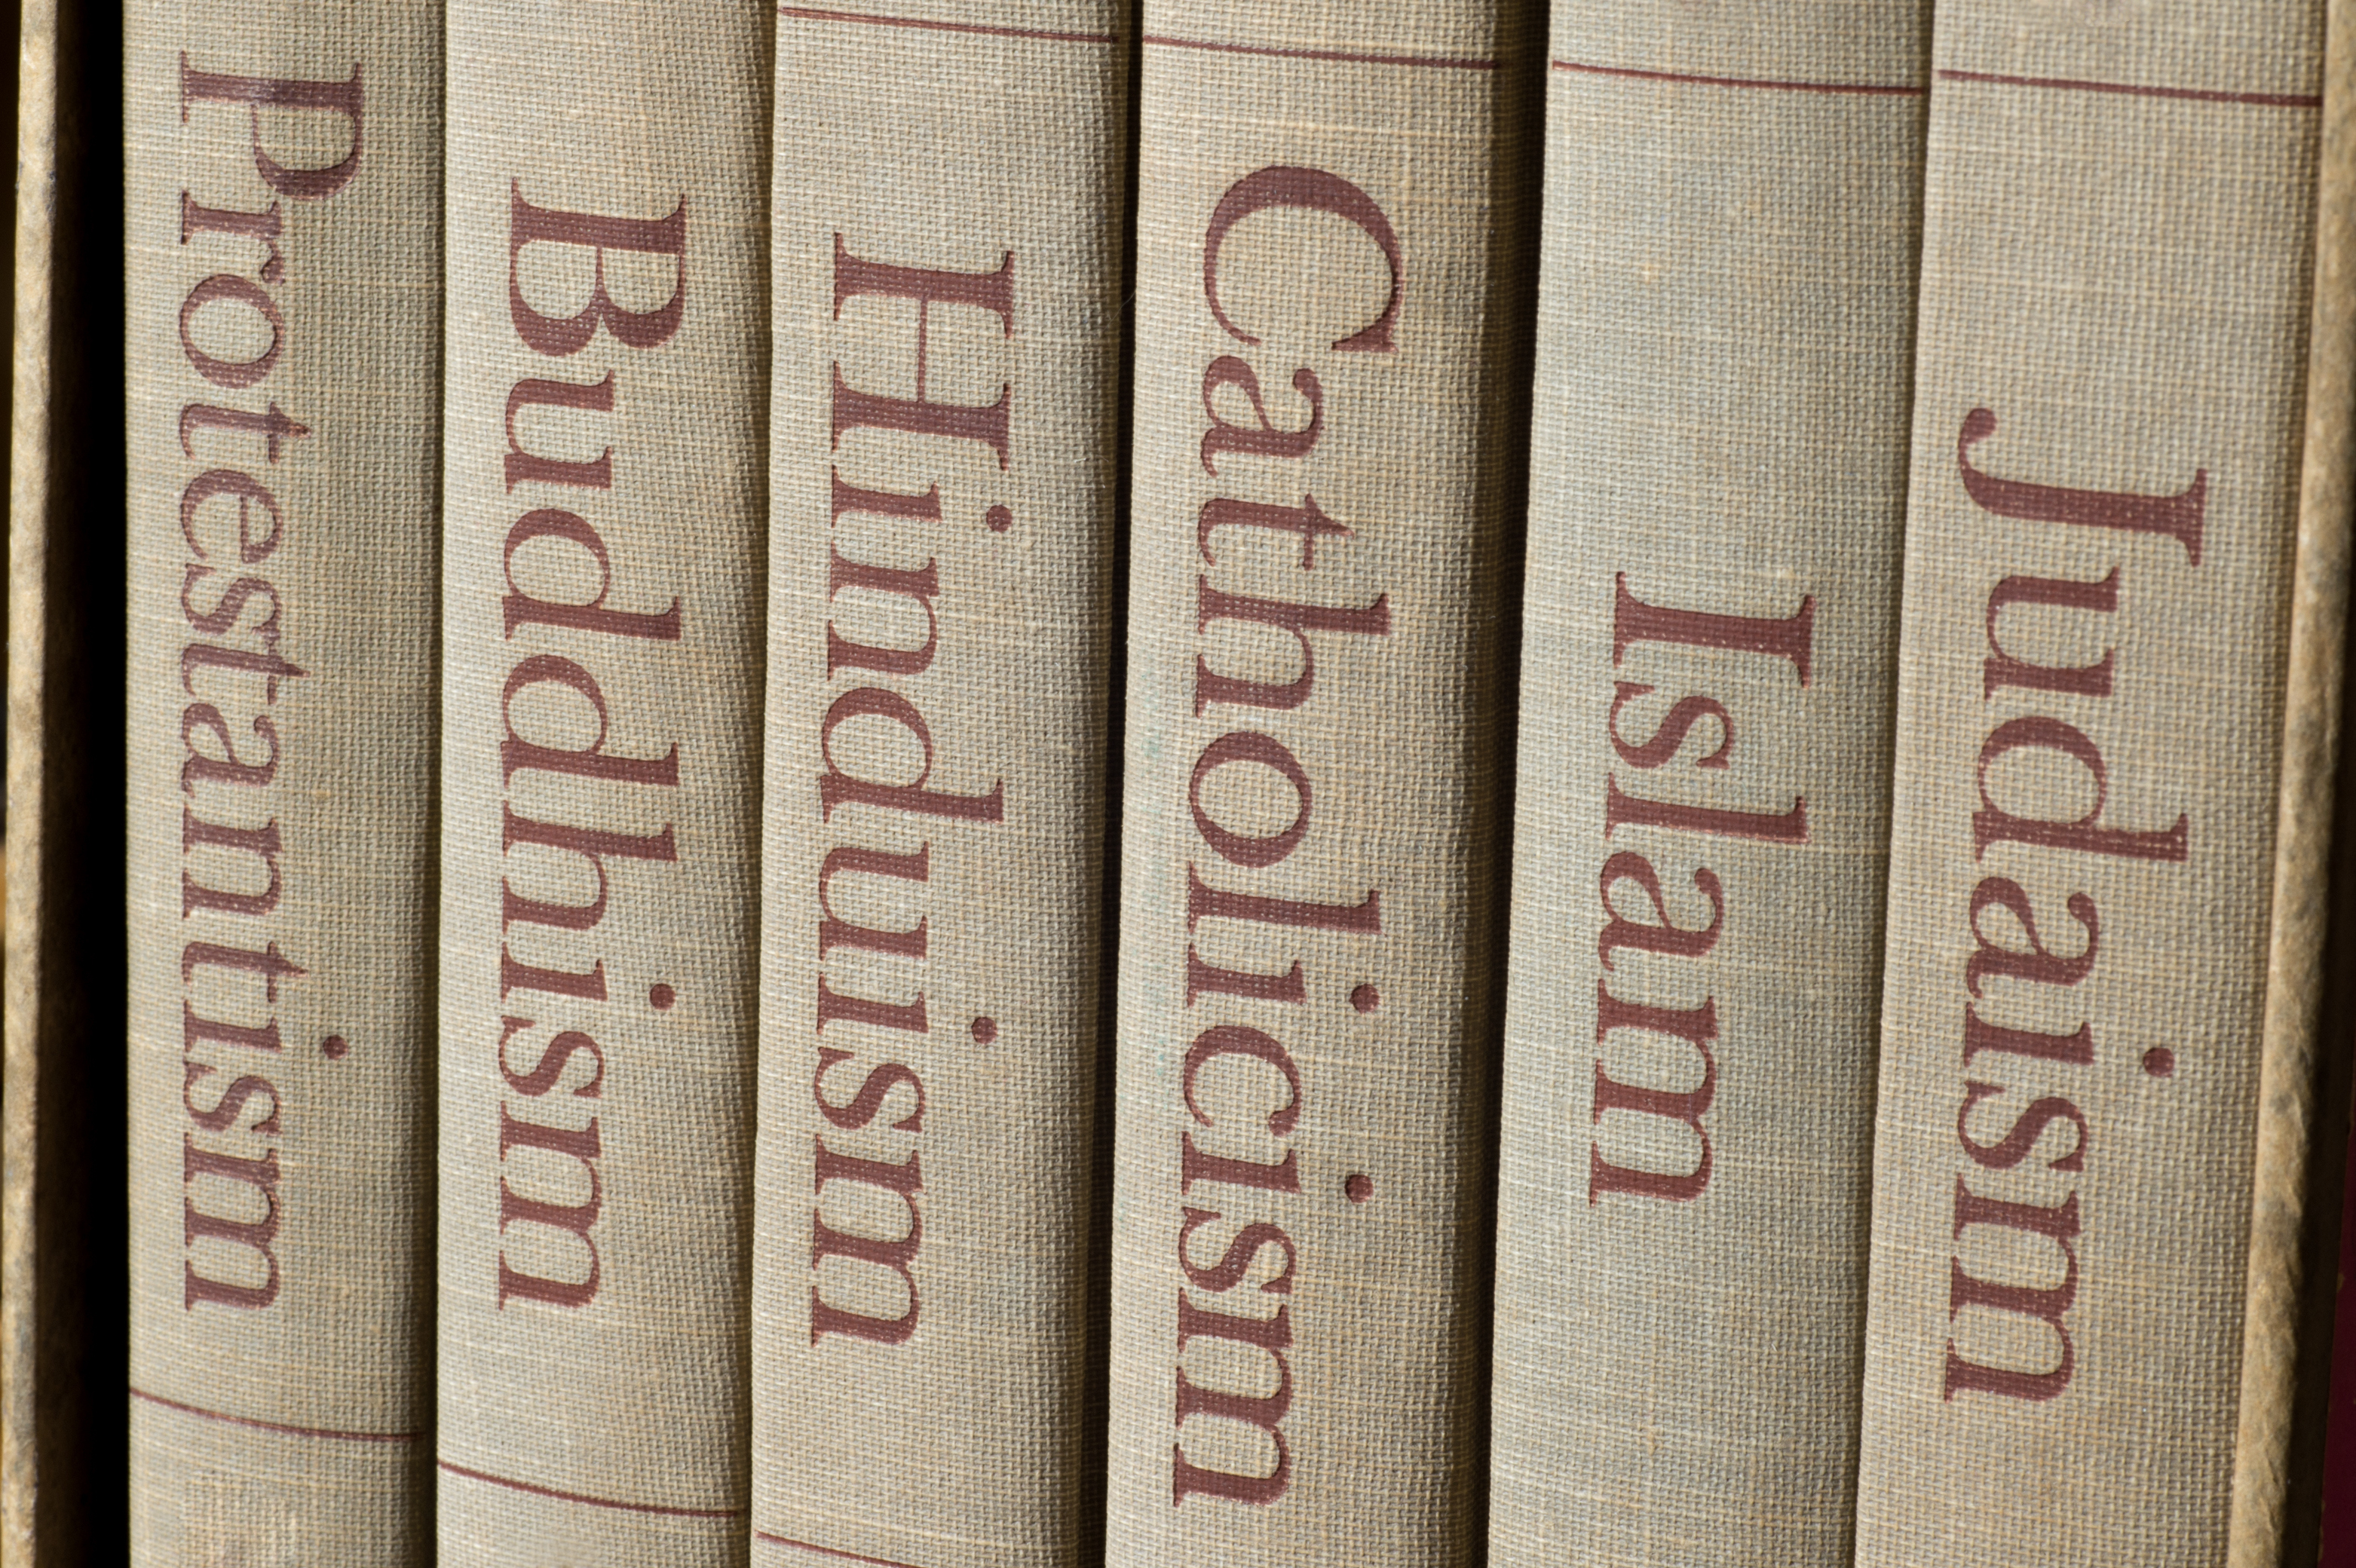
[{"left": 7, "top": 0, "right": 2356, "bottom": 1563}]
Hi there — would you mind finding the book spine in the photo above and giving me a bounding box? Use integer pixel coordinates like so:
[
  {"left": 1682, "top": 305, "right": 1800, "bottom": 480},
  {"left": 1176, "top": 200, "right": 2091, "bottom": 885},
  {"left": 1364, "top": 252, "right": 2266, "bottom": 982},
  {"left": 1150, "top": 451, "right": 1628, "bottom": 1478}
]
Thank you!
[
  {"left": 2229, "top": 0, "right": 2356, "bottom": 1548},
  {"left": 1852, "top": 1, "right": 2329, "bottom": 1561},
  {"left": 1486, "top": 7, "right": 1926, "bottom": 1566},
  {"left": 1105, "top": 5, "right": 1537, "bottom": 1563},
  {"left": 752, "top": 6, "right": 1126, "bottom": 1568},
  {"left": 8, "top": 0, "right": 127, "bottom": 1557},
  {"left": 435, "top": 2, "right": 768, "bottom": 1555},
  {"left": 124, "top": 3, "right": 439, "bottom": 1559}
]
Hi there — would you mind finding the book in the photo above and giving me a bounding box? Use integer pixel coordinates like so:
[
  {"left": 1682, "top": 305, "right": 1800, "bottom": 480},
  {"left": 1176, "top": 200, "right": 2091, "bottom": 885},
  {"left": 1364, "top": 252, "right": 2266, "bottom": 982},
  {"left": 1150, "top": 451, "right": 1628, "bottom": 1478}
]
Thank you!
[
  {"left": 1850, "top": 0, "right": 2345, "bottom": 1558},
  {"left": 5, "top": 0, "right": 128, "bottom": 1557},
  {"left": 123, "top": 2, "right": 440, "bottom": 1558},
  {"left": 752, "top": 5, "right": 1129, "bottom": 1567},
  {"left": 1104, "top": 5, "right": 1539, "bottom": 1563},
  {"left": 2229, "top": 0, "right": 2356, "bottom": 1553},
  {"left": 1486, "top": 5, "right": 1928, "bottom": 1565},
  {"left": 434, "top": 2, "right": 769, "bottom": 1554}
]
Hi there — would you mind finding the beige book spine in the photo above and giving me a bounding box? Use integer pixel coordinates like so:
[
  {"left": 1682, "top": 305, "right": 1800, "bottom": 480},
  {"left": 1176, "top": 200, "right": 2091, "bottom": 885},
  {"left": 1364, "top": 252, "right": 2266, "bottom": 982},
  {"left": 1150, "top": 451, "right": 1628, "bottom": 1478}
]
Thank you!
[
  {"left": 1486, "top": 8, "right": 1926, "bottom": 1566},
  {"left": 2229, "top": 0, "right": 2356, "bottom": 1553},
  {"left": 752, "top": 5, "right": 1126, "bottom": 1567},
  {"left": 1105, "top": 6, "right": 1537, "bottom": 1563},
  {"left": 8, "top": 3, "right": 126, "bottom": 1560},
  {"left": 124, "top": 3, "right": 440, "bottom": 1559},
  {"left": 1852, "top": 1, "right": 2329, "bottom": 1561},
  {"left": 434, "top": 2, "right": 769, "bottom": 1557}
]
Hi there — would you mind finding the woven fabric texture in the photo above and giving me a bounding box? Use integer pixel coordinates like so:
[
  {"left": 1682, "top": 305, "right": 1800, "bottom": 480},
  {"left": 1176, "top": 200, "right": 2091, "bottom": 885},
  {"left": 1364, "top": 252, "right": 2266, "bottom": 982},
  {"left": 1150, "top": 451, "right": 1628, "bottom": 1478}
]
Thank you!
[
  {"left": 436, "top": 2, "right": 769, "bottom": 1559},
  {"left": 1106, "top": 3, "right": 1539, "bottom": 1563},
  {"left": 752, "top": 4, "right": 1127, "bottom": 1566},
  {"left": 124, "top": 3, "right": 441, "bottom": 1560},
  {"left": 1488, "top": 5, "right": 1927, "bottom": 1566},
  {"left": 1853, "top": 1, "right": 2326, "bottom": 1561}
]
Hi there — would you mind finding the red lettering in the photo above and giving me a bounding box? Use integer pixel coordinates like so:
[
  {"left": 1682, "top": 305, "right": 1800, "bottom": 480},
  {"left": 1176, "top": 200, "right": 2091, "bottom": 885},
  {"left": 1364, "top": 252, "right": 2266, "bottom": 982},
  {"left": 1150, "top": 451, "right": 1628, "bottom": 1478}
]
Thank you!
[
  {"left": 498, "top": 1017, "right": 605, "bottom": 1099},
  {"left": 1589, "top": 985, "right": 1717, "bottom": 1202},
  {"left": 496, "top": 1106, "right": 602, "bottom": 1309},
  {"left": 814, "top": 1047, "right": 926, "bottom": 1133},
  {"left": 179, "top": 57, "right": 363, "bottom": 200},
  {"left": 1197, "top": 494, "right": 1350, "bottom": 568},
  {"left": 178, "top": 196, "right": 284, "bottom": 284},
  {"left": 179, "top": 704, "right": 279, "bottom": 792},
  {"left": 1185, "top": 947, "right": 1305, "bottom": 1007},
  {"left": 181, "top": 810, "right": 282, "bottom": 918},
  {"left": 1958, "top": 407, "right": 2205, "bottom": 564},
  {"left": 816, "top": 975, "right": 927, "bottom": 1037},
  {"left": 1984, "top": 569, "right": 2119, "bottom": 700},
  {"left": 501, "top": 807, "right": 677, "bottom": 932},
  {"left": 1189, "top": 732, "right": 1312, "bottom": 868},
  {"left": 1958, "top": 1082, "right": 2088, "bottom": 1173},
  {"left": 182, "top": 1138, "right": 282, "bottom": 1310},
  {"left": 182, "top": 1067, "right": 280, "bottom": 1137},
  {"left": 502, "top": 654, "right": 682, "bottom": 790},
  {"left": 1199, "top": 356, "right": 1321, "bottom": 476},
  {"left": 819, "top": 687, "right": 1004, "bottom": 824},
  {"left": 178, "top": 274, "right": 283, "bottom": 389},
  {"left": 828, "top": 549, "right": 940, "bottom": 678},
  {"left": 1944, "top": 1180, "right": 2079, "bottom": 1400},
  {"left": 180, "top": 469, "right": 285, "bottom": 562},
  {"left": 1597, "top": 850, "right": 1721, "bottom": 969},
  {"left": 1614, "top": 574, "right": 1812, "bottom": 683},
  {"left": 1195, "top": 580, "right": 1389, "bottom": 714},
  {"left": 818, "top": 844, "right": 930, "bottom": 960},
  {"left": 1965, "top": 877, "right": 2097, "bottom": 997},
  {"left": 1187, "top": 863, "right": 1379, "bottom": 936},
  {"left": 179, "top": 400, "right": 305, "bottom": 461},
  {"left": 1963, "top": 1006, "right": 2094, "bottom": 1068},
  {"left": 810, "top": 1141, "right": 923, "bottom": 1344},
  {"left": 1182, "top": 1024, "right": 1302, "bottom": 1138},
  {"left": 1204, "top": 164, "right": 1402, "bottom": 354},
  {"left": 506, "top": 374, "right": 615, "bottom": 492},
  {"left": 504, "top": 510, "right": 682, "bottom": 643},
  {"left": 1975, "top": 716, "right": 2187, "bottom": 863},
  {"left": 181, "top": 568, "right": 283, "bottom": 651},
  {"left": 830, "top": 236, "right": 1013, "bottom": 464},
  {"left": 1172, "top": 1293, "right": 1294, "bottom": 1505},
  {"left": 1604, "top": 775, "right": 1806, "bottom": 845},
  {"left": 509, "top": 185, "right": 688, "bottom": 356},
  {"left": 1609, "top": 683, "right": 1732, "bottom": 770},
  {"left": 1178, "top": 1208, "right": 1296, "bottom": 1296}
]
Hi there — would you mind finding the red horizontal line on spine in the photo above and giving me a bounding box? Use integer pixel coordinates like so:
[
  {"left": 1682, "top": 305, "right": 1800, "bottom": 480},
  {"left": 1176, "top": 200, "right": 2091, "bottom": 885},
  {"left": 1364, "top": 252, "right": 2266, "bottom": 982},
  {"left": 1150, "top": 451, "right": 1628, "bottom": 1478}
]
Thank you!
[
  {"left": 128, "top": 1386, "right": 421, "bottom": 1445},
  {"left": 1144, "top": 33, "right": 1498, "bottom": 71},
  {"left": 438, "top": 1459, "right": 744, "bottom": 1520},
  {"left": 756, "top": 1530, "right": 924, "bottom": 1567},
  {"left": 1552, "top": 59, "right": 1922, "bottom": 95},
  {"left": 1937, "top": 67, "right": 2321, "bottom": 108},
  {"left": 779, "top": 5, "right": 1115, "bottom": 44}
]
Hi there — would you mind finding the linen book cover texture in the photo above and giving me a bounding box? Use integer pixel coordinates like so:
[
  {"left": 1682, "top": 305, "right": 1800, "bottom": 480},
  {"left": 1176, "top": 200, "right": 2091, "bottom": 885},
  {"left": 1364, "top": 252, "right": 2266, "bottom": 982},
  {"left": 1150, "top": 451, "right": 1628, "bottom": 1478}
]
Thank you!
[
  {"left": 124, "top": 3, "right": 441, "bottom": 1560},
  {"left": 754, "top": 4, "right": 1126, "bottom": 1567},
  {"left": 437, "top": 2, "right": 768, "bottom": 1557},
  {"left": 1850, "top": 0, "right": 2327, "bottom": 1562},
  {"left": 1105, "top": 5, "right": 1538, "bottom": 1563},
  {"left": 1486, "top": 5, "right": 1926, "bottom": 1566}
]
